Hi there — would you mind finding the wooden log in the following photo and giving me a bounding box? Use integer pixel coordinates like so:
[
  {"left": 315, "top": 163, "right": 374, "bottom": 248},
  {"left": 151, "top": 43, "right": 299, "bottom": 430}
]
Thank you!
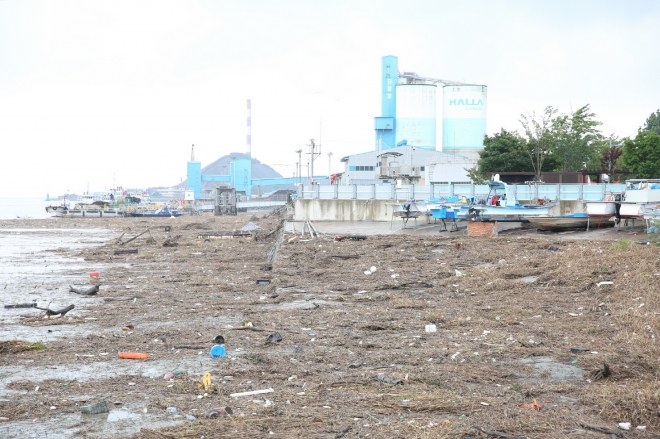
[
  {"left": 114, "top": 249, "right": 138, "bottom": 255},
  {"left": 115, "top": 232, "right": 125, "bottom": 244},
  {"left": 69, "top": 285, "right": 99, "bottom": 295},
  {"left": 35, "top": 304, "right": 75, "bottom": 317},
  {"left": 103, "top": 296, "right": 141, "bottom": 302},
  {"left": 231, "top": 326, "right": 266, "bottom": 332}
]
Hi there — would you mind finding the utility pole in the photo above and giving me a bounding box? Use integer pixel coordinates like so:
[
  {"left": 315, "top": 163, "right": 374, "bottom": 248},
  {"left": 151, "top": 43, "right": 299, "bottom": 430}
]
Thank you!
[
  {"left": 295, "top": 149, "right": 303, "bottom": 185},
  {"left": 327, "top": 152, "right": 333, "bottom": 176},
  {"left": 306, "top": 139, "right": 321, "bottom": 183}
]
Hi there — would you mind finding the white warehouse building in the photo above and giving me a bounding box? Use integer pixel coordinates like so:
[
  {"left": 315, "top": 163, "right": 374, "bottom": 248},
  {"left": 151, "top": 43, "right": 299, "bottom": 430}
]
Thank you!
[{"left": 340, "top": 146, "right": 474, "bottom": 185}]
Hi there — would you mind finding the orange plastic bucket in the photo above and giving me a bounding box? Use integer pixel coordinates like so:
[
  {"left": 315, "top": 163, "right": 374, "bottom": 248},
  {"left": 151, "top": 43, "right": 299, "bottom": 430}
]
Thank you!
[{"left": 118, "top": 352, "right": 149, "bottom": 360}]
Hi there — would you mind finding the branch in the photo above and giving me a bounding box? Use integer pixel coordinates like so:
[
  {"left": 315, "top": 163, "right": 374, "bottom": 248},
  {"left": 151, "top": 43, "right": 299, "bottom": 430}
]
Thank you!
[{"left": 34, "top": 304, "right": 75, "bottom": 317}]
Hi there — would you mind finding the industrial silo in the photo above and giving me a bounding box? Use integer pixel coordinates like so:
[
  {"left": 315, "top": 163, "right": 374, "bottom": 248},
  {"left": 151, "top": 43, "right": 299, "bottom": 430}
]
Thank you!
[
  {"left": 395, "top": 84, "right": 437, "bottom": 150},
  {"left": 442, "top": 85, "right": 487, "bottom": 161}
]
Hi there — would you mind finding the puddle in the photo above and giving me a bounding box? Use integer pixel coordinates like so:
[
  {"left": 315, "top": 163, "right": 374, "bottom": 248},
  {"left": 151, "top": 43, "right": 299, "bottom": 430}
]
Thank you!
[
  {"left": 517, "top": 276, "right": 539, "bottom": 284},
  {"left": 0, "top": 227, "right": 115, "bottom": 324},
  {"left": 518, "top": 356, "right": 584, "bottom": 383},
  {"left": 0, "top": 405, "right": 184, "bottom": 439},
  {"left": 0, "top": 322, "right": 96, "bottom": 343},
  {"left": 0, "top": 357, "right": 222, "bottom": 391},
  {"left": 107, "top": 408, "right": 142, "bottom": 422}
]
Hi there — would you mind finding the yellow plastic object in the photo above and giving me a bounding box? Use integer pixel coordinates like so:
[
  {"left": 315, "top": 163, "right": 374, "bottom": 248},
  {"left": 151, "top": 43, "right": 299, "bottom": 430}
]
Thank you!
[{"left": 197, "top": 372, "right": 212, "bottom": 391}]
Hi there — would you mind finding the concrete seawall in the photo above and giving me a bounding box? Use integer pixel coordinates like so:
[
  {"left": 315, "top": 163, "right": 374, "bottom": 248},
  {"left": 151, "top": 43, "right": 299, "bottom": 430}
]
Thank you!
[{"left": 293, "top": 199, "right": 588, "bottom": 222}]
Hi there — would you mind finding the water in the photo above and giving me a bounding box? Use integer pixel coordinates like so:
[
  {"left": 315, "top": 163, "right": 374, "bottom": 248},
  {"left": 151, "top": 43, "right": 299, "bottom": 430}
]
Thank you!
[{"left": 0, "top": 198, "right": 53, "bottom": 219}]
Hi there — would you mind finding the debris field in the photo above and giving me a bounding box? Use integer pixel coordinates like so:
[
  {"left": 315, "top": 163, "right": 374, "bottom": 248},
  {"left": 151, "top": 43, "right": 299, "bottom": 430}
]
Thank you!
[{"left": 0, "top": 212, "right": 659, "bottom": 438}]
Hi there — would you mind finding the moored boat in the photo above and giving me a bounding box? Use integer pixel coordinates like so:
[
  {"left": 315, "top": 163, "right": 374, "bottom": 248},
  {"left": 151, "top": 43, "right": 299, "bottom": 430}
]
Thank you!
[
  {"left": 64, "top": 205, "right": 121, "bottom": 218},
  {"left": 458, "top": 180, "right": 557, "bottom": 221},
  {"left": 127, "top": 206, "right": 182, "bottom": 217},
  {"left": 527, "top": 213, "right": 598, "bottom": 231},
  {"left": 619, "top": 179, "right": 660, "bottom": 218}
]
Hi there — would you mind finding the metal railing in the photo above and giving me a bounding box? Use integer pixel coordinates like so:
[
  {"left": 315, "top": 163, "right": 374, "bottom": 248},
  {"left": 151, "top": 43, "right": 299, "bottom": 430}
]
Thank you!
[{"left": 296, "top": 183, "right": 626, "bottom": 202}]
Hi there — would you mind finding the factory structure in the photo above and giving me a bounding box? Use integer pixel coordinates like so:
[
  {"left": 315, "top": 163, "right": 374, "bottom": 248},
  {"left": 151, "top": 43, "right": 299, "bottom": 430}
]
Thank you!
[
  {"left": 184, "top": 55, "right": 487, "bottom": 199},
  {"left": 341, "top": 55, "right": 487, "bottom": 184}
]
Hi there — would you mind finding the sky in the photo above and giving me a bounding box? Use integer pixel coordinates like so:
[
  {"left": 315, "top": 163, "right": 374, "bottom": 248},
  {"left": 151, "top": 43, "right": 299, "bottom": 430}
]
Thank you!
[{"left": 1, "top": 0, "right": 659, "bottom": 197}]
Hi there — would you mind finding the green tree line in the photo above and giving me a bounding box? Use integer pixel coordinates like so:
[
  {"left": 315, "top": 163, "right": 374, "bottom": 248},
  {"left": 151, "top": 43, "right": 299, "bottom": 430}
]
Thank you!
[{"left": 470, "top": 107, "right": 660, "bottom": 182}]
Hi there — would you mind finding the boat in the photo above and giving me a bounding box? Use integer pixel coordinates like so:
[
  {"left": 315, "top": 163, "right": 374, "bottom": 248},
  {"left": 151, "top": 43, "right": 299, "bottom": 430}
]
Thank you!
[
  {"left": 455, "top": 180, "right": 557, "bottom": 221},
  {"left": 64, "top": 204, "right": 121, "bottom": 218},
  {"left": 618, "top": 179, "right": 660, "bottom": 218},
  {"left": 127, "top": 206, "right": 182, "bottom": 218},
  {"left": 45, "top": 195, "right": 72, "bottom": 218},
  {"left": 45, "top": 202, "right": 69, "bottom": 218},
  {"left": 586, "top": 192, "right": 621, "bottom": 218},
  {"left": 527, "top": 213, "right": 597, "bottom": 231}
]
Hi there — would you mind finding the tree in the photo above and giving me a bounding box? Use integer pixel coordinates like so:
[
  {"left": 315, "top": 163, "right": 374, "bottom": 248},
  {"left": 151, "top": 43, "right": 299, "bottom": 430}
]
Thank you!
[
  {"left": 599, "top": 138, "right": 623, "bottom": 182},
  {"left": 622, "top": 131, "right": 660, "bottom": 178},
  {"left": 519, "top": 106, "right": 558, "bottom": 181},
  {"left": 552, "top": 105, "right": 602, "bottom": 172},
  {"left": 478, "top": 129, "right": 535, "bottom": 173},
  {"left": 642, "top": 109, "right": 660, "bottom": 135}
]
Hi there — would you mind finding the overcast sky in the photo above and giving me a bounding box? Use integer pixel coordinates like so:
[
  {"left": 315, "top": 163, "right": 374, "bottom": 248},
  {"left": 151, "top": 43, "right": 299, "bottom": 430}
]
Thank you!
[{"left": 1, "top": 0, "right": 659, "bottom": 197}]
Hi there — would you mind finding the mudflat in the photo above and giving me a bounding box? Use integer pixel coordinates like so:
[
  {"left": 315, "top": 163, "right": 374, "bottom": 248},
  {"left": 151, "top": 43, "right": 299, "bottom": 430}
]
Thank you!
[{"left": 0, "top": 212, "right": 657, "bottom": 438}]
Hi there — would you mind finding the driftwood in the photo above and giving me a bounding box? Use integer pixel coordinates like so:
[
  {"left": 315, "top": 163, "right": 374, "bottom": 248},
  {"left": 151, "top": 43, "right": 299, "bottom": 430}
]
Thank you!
[
  {"left": 34, "top": 304, "right": 75, "bottom": 317},
  {"left": 163, "top": 235, "right": 182, "bottom": 247},
  {"left": 231, "top": 326, "right": 266, "bottom": 332},
  {"left": 115, "top": 232, "right": 125, "bottom": 244},
  {"left": 120, "top": 228, "right": 150, "bottom": 246},
  {"left": 114, "top": 249, "right": 138, "bottom": 255},
  {"left": 173, "top": 345, "right": 207, "bottom": 350},
  {"left": 103, "top": 296, "right": 141, "bottom": 302},
  {"left": 472, "top": 426, "right": 528, "bottom": 439},
  {"left": 334, "top": 234, "right": 367, "bottom": 242},
  {"left": 580, "top": 423, "right": 623, "bottom": 437},
  {"left": 69, "top": 285, "right": 99, "bottom": 296}
]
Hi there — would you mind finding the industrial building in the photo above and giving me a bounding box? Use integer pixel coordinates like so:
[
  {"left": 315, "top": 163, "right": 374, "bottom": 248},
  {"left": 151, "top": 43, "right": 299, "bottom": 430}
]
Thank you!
[
  {"left": 374, "top": 55, "right": 487, "bottom": 160},
  {"left": 184, "top": 57, "right": 487, "bottom": 199},
  {"left": 341, "top": 146, "right": 473, "bottom": 184},
  {"left": 341, "top": 55, "right": 487, "bottom": 183}
]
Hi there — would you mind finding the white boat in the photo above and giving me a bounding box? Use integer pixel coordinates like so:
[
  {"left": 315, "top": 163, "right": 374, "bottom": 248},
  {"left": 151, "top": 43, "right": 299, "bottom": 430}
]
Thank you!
[
  {"left": 527, "top": 213, "right": 593, "bottom": 231},
  {"left": 586, "top": 192, "right": 621, "bottom": 217},
  {"left": 619, "top": 179, "right": 660, "bottom": 218},
  {"left": 64, "top": 204, "right": 121, "bottom": 218},
  {"left": 45, "top": 203, "right": 69, "bottom": 218},
  {"left": 458, "top": 181, "right": 557, "bottom": 220}
]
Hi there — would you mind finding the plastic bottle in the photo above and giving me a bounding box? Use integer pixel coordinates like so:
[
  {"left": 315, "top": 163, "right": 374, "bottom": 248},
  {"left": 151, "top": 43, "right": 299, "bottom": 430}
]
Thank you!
[{"left": 80, "top": 401, "right": 109, "bottom": 415}]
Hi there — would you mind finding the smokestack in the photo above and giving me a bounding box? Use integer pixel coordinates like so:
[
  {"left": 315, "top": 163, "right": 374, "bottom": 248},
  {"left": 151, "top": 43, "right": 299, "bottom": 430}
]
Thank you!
[{"left": 246, "top": 99, "right": 251, "bottom": 156}]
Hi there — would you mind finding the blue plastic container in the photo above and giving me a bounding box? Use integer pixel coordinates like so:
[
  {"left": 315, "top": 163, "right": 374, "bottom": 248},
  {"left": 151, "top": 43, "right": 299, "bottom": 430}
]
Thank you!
[{"left": 210, "top": 345, "right": 226, "bottom": 358}]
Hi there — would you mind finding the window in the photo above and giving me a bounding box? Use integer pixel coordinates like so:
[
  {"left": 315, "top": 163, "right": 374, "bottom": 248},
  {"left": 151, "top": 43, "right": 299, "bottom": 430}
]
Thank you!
[
  {"left": 349, "top": 166, "right": 356, "bottom": 171},
  {"left": 420, "top": 166, "right": 425, "bottom": 171}
]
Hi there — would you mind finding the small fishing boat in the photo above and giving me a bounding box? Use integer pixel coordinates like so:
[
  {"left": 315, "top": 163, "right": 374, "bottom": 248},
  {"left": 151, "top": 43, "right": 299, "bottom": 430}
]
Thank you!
[
  {"left": 457, "top": 180, "right": 557, "bottom": 221},
  {"left": 45, "top": 203, "right": 69, "bottom": 217},
  {"left": 127, "top": 207, "right": 182, "bottom": 218},
  {"left": 586, "top": 193, "right": 621, "bottom": 218},
  {"left": 64, "top": 204, "right": 121, "bottom": 218},
  {"left": 619, "top": 179, "right": 660, "bottom": 218},
  {"left": 527, "top": 213, "right": 594, "bottom": 231}
]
